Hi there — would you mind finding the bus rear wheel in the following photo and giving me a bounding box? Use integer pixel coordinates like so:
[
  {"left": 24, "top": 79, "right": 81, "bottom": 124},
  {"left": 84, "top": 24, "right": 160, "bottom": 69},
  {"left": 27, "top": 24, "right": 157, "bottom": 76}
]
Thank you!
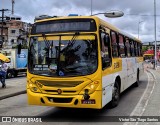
[
  {"left": 134, "top": 71, "right": 139, "bottom": 87},
  {"left": 110, "top": 81, "right": 120, "bottom": 108}
]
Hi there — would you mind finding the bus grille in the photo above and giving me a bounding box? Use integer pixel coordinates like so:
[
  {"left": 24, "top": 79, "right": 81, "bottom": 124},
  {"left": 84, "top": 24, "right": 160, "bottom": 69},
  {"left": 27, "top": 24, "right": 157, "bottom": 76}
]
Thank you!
[
  {"left": 36, "top": 80, "right": 83, "bottom": 87},
  {"left": 45, "top": 90, "right": 76, "bottom": 93},
  {"left": 47, "top": 97, "right": 73, "bottom": 103}
]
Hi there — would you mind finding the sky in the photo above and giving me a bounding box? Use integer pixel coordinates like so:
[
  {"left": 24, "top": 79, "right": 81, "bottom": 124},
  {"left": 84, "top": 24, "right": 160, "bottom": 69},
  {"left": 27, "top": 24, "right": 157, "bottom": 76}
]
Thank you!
[{"left": 1, "top": 0, "right": 160, "bottom": 43}]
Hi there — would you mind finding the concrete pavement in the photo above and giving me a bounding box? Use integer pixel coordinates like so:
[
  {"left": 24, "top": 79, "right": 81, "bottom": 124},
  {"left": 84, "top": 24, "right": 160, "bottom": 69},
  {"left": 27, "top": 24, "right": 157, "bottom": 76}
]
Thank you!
[
  {"left": 136, "top": 63, "right": 160, "bottom": 116},
  {"left": 141, "top": 68, "right": 160, "bottom": 116},
  {"left": 0, "top": 76, "right": 26, "bottom": 100}
]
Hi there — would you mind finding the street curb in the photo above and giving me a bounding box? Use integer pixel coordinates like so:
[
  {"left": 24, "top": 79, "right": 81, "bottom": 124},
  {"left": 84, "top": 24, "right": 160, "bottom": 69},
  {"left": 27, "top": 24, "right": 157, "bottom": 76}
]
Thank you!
[
  {"left": 146, "top": 69, "right": 156, "bottom": 80},
  {"left": 0, "top": 90, "right": 26, "bottom": 100}
]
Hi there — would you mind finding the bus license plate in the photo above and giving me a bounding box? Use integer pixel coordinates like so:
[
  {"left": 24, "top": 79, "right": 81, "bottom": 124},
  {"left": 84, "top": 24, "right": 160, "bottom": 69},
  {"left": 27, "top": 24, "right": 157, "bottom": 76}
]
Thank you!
[{"left": 81, "top": 100, "right": 95, "bottom": 104}]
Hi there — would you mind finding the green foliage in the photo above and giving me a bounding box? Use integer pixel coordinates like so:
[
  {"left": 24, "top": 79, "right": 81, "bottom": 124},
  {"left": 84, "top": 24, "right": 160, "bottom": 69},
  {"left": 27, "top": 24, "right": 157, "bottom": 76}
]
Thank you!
[{"left": 142, "top": 46, "right": 148, "bottom": 53}]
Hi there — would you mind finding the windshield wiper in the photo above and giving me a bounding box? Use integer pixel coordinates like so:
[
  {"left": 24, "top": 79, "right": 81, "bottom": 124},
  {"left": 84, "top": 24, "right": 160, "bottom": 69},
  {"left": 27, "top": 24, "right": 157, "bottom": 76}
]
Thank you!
[
  {"left": 71, "top": 32, "right": 79, "bottom": 40},
  {"left": 67, "top": 32, "right": 80, "bottom": 47},
  {"left": 62, "top": 32, "right": 80, "bottom": 54},
  {"left": 42, "top": 34, "right": 51, "bottom": 48}
]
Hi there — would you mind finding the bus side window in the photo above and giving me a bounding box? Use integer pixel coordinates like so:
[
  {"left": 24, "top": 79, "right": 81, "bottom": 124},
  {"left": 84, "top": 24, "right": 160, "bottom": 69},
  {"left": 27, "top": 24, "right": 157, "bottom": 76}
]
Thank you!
[
  {"left": 101, "top": 32, "right": 111, "bottom": 69},
  {"left": 140, "top": 43, "right": 143, "bottom": 56},
  {"left": 134, "top": 41, "right": 137, "bottom": 56},
  {"left": 111, "top": 31, "right": 119, "bottom": 57},
  {"left": 125, "top": 38, "right": 131, "bottom": 57},
  {"left": 118, "top": 34, "right": 125, "bottom": 58},
  {"left": 130, "top": 40, "right": 135, "bottom": 57},
  {"left": 138, "top": 43, "right": 141, "bottom": 56},
  {"left": 137, "top": 43, "right": 140, "bottom": 56}
]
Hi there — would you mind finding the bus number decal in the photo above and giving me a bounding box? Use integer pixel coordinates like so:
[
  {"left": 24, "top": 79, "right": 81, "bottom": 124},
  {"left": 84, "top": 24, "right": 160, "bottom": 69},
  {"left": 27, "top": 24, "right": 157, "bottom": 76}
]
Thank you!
[{"left": 114, "top": 62, "right": 120, "bottom": 69}]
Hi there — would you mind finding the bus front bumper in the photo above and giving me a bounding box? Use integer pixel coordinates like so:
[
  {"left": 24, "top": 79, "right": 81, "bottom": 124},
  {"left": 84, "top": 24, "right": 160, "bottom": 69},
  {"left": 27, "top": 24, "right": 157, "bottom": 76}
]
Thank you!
[{"left": 27, "top": 89, "right": 102, "bottom": 109}]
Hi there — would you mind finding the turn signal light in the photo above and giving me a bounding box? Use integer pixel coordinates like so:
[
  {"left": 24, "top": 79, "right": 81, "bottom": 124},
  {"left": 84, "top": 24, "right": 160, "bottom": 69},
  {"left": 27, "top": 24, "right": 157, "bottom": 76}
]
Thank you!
[
  {"left": 79, "top": 81, "right": 100, "bottom": 95},
  {"left": 28, "top": 82, "right": 41, "bottom": 93}
]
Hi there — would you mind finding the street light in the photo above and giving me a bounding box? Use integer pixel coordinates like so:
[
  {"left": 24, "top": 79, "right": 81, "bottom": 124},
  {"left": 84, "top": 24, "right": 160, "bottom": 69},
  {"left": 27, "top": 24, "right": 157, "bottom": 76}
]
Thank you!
[
  {"left": 90, "top": 0, "right": 124, "bottom": 18},
  {"left": 138, "top": 20, "right": 143, "bottom": 39},
  {"left": 92, "top": 10, "right": 124, "bottom": 18}
]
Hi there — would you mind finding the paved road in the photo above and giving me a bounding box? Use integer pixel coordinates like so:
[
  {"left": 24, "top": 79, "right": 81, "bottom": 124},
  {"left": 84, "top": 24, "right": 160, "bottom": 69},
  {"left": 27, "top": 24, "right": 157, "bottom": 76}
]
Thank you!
[
  {"left": 0, "top": 76, "right": 26, "bottom": 100},
  {"left": 0, "top": 72, "right": 148, "bottom": 125}
]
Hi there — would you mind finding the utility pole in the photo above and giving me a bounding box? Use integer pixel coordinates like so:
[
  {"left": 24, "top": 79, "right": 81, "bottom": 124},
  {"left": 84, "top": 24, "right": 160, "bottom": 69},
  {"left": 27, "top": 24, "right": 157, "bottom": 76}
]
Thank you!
[
  {"left": 91, "top": 0, "right": 93, "bottom": 15},
  {"left": 12, "top": 0, "right": 15, "bottom": 15},
  {"left": 138, "top": 20, "right": 143, "bottom": 39},
  {"left": 154, "top": 0, "right": 157, "bottom": 69},
  {"left": 0, "top": 9, "right": 9, "bottom": 48}
]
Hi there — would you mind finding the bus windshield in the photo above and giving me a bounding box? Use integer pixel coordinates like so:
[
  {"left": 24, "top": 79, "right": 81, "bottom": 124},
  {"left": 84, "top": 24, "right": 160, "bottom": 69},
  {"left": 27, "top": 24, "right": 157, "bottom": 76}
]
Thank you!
[{"left": 28, "top": 34, "right": 98, "bottom": 77}]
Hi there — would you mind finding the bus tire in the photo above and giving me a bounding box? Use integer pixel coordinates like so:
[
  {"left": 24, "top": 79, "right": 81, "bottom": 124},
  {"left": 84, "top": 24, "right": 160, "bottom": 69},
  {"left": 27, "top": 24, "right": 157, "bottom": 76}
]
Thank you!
[
  {"left": 134, "top": 71, "right": 139, "bottom": 87},
  {"left": 110, "top": 80, "right": 120, "bottom": 108}
]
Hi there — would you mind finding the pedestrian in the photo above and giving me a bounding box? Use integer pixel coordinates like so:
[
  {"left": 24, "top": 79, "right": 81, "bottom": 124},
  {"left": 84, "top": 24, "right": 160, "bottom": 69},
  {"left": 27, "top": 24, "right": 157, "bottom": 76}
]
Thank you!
[{"left": 0, "top": 60, "right": 8, "bottom": 88}]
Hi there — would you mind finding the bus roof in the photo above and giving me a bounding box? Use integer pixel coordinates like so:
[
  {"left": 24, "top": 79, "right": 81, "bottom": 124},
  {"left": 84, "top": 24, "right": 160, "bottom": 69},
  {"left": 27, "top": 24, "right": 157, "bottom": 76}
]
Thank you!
[{"left": 34, "top": 15, "right": 141, "bottom": 43}]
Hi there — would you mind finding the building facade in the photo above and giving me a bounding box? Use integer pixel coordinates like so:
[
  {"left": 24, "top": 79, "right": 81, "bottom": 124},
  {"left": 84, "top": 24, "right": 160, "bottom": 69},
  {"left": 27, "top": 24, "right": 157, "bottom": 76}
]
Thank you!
[
  {"left": 0, "top": 15, "right": 31, "bottom": 49},
  {"left": 143, "top": 41, "right": 160, "bottom": 60}
]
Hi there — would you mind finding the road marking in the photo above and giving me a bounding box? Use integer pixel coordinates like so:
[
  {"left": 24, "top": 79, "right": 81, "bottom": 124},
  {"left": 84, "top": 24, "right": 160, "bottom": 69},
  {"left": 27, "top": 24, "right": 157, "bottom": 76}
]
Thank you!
[{"left": 123, "top": 71, "right": 156, "bottom": 125}]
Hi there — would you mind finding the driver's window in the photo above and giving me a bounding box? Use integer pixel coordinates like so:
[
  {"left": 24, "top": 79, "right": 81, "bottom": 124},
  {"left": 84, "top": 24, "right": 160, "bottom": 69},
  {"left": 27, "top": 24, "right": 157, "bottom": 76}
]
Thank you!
[{"left": 100, "top": 32, "right": 111, "bottom": 69}]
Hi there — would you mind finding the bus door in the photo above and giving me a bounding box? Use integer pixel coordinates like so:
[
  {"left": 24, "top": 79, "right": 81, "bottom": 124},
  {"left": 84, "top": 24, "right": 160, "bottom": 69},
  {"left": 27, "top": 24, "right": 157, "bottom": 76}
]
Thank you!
[
  {"left": 118, "top": 34, "right": 128, "bottom": 91},
  {"left": 100, "top": 31, "right": 112, "bottom": 107},
  {"left": 127, "top": 40, "right": 137, "bottom": 86}
]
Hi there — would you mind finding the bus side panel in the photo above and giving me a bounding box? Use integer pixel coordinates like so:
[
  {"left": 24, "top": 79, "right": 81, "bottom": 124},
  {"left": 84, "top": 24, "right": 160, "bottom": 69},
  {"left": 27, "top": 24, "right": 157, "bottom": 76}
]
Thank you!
[
  {"left": 126, "top": 57, "right": 137, "bottom": 88},
  {"left": 120, "top": 58, "right": 128, "bottom": 92}
]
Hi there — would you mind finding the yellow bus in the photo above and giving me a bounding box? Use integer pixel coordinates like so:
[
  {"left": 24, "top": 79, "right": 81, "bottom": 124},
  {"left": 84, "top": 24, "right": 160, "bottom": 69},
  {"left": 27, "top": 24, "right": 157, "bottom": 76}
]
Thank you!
[{"left": 27, "top": 15, "right": 143, "bottom": 109}]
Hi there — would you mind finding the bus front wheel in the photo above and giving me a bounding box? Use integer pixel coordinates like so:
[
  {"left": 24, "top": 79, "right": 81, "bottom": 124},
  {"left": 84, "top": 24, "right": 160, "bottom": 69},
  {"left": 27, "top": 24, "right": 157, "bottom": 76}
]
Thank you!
[{"left": 110, "top": 81, "right": 120, "bottom": 108}]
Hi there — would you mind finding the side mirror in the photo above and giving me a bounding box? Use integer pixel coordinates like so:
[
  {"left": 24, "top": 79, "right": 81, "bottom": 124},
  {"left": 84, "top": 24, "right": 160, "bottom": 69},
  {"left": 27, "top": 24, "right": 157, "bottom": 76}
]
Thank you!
[{"left": 103, "top": 35, "right": 110, "bottom": 46}]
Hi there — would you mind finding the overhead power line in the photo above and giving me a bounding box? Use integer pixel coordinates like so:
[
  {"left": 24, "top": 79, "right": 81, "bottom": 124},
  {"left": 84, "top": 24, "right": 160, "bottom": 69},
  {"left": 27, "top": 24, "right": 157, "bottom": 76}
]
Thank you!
[{"left": 126, "top": 14, "right": 160, "bottom": 16}]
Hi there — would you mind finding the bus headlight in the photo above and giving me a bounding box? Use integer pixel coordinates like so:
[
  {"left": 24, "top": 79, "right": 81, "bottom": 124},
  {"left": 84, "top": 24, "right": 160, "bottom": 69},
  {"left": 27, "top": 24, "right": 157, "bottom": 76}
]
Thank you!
[
  {"left": 28, "top": 81, "right": 41, "bottom": 93},
  {"left": 79, "top": 81, "right": 100, "bottom": 95}
]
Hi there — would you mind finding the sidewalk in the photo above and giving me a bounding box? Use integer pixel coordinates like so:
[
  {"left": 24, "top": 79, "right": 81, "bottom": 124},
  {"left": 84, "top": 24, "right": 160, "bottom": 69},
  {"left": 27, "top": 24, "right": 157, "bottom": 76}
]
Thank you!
[
  {"left": 141, "top": 68, "right": 160, "bottom": 116},
  {"left": 0, "top": 76, "right": 26, "bottom": 100}
]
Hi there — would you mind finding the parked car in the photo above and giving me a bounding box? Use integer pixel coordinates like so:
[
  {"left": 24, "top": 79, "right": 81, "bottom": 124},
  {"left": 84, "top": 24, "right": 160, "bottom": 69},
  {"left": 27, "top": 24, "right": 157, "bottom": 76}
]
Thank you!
[{"left": 145, "top": 59, "right": 151, "bottom": 63}]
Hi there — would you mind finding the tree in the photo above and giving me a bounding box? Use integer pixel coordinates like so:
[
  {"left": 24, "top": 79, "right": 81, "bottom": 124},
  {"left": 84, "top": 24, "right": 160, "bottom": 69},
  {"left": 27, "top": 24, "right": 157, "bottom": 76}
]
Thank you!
[{"left": 142, "top": 46, "right": 148, "bottom": 53}]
